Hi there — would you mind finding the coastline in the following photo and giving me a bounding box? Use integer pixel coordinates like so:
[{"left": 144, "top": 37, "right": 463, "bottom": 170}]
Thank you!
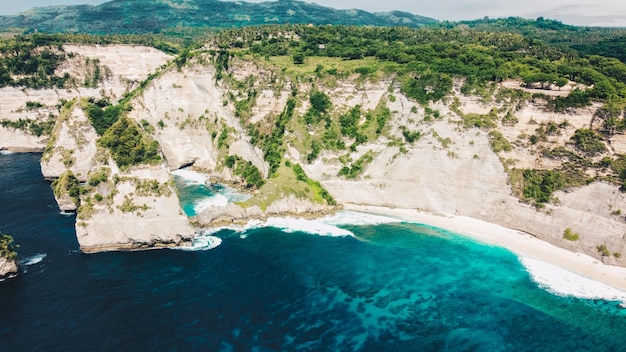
[{"left": 344, "top": 203, "right": 626, "bottom": 294}]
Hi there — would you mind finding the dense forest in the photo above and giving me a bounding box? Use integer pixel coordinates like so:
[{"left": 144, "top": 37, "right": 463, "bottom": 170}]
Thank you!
[{"left": 213, "top": 24, "right": 626, "bottom": 112}]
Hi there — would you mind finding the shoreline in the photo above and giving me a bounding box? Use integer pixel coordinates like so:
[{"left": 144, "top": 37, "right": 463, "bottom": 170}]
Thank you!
[{"left": 344, "top": 203, "right": 626, "bottom": 294}]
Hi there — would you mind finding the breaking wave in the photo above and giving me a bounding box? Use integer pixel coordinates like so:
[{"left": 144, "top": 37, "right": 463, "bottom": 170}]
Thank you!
[{"left": 521, "top": 257, "right": 626, "bottom": 302}]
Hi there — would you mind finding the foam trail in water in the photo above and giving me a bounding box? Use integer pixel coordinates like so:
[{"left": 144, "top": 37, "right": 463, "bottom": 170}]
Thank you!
[
  {"left": 0, "top": 150, "right": 14, "bottom": 155},
  {"left": 23, "top": 253, "right": 47, "bottom": 266},
  {"left": 264, "top": 217, "right": 354, "bottom": 237},
  {"left": 172, "top": 169, "right": 207, "bottom": 184},
  {"left": 521, "top": 257, "right": 626, "bottom": 302},
  {"left": 320, "top": 210, "right": 401, "bottom": 226}
]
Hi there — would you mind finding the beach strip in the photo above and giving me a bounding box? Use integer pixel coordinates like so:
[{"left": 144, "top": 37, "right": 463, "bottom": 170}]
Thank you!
[{"left": 344, "top": 204, "right": 626, "bottom": 294}]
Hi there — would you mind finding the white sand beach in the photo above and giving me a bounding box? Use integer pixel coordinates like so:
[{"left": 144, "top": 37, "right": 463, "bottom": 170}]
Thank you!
[{"left": 345, "top": 204, "right": 626, "bottom": 299}]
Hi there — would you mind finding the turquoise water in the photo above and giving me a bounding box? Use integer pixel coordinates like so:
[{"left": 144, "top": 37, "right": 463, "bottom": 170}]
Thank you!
[
  {"left": 173, "top": 174, "right": 249, "bottom": 216},
  {"left": 2, "top": 153, "right": 626, "bottom": 351}
]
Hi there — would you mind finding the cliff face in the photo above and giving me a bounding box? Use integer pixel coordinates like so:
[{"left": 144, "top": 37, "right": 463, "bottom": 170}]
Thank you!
[
  {"left": 127, "top": 55, "right": 268, "bottom": 175},
  {"left": 41, "top": 103, "right": 99, "bottom": 183},
  {"left": 41, "top": 100, "right": 195, "bottom": 251},
  {"left": 75, "top": 163, "right": 195, "bottom": 253},
  {"left": 0, "top": 257, "right": 18, "bottom": 280},
  {"left": 298, "top": 85, "right": 626, "bottom": 265},
  {"left": 0, "top": 45, "right": 171, "bottom": 152},
  {"left": 6, "top": 44, "right": 626, "bottom": 262}
]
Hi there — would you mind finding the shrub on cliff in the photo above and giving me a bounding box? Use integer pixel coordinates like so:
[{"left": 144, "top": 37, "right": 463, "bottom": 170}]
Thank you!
[
  {"left": 570, "top": 128, "right": 607, "bottom": 156},
  {"left": 52, "top": 170, "right": 83, "bottom": 207},
  {"left": 0, "top": 234, "right": 18, "bottom": 262},
  {"left": 98, "top": 117, "right": 162, "bottom": 168},
  {"left": 563, "top": 228, "right": 579, "bottom": 241}
]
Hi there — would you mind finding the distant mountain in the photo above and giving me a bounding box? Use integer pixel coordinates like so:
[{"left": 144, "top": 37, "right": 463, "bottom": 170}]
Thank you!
[{"left": 0, "top": 0, "right": 436, "bottom": 34}]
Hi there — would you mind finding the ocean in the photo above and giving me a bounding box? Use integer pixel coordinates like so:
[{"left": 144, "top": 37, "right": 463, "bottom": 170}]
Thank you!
[{"left": 1, "top": 152, "right": 626, "bottom": 351}]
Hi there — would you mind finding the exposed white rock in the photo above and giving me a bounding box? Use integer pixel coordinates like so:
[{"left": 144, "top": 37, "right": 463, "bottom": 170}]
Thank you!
[
  {"left": 41, "top": 104, "right": 98, "bottom": 181},
  {"left": 0, "top": 256, "right": 18, "bottom": 280},
  {"left": 193, "top": 194, "right": 335, "bottom": 226},
  {"left": 1, "top": 44, "right": 172, "bottom": 152},
  {"left": 76, "top": 163, "right": 195, "bottom": 252},
  {"left": 128, "top": 55, "right": 268, "bottom": 175},
  {"left": 299, "top": 88, "right": 626, "bottom": 265}
]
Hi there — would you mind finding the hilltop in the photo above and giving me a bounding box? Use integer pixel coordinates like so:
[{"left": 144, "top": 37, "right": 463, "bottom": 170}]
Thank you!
[{"left": 0, "top": 0, "right": 435, "bottom": 34}]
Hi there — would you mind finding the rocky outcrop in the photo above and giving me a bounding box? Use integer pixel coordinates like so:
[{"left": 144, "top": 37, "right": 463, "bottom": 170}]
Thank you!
[
  {"left": 41, "top": 103, "right": 99, "bottom": 181},
  {"left": 299, "top": 87, "right": 626, "bottom": 265},
  {"left": 0, "top": 234, "right": 18, "bottom": 280},
  {"left": 127, "top": 55, "right": 268, "bottom": 175},
  {"left": 0, "top": 45, "right": 172, "bottom": 153},
  {"left": 192, "top": 195, "right": 336, "bottom": 227},
  {"left": 39, "top": 96, "right": 195, "bottom": 252},
  {"left": 0, "top": 257, "right": 18, "bottom": 280},
  {"left": 75, "top": 163, "right": 195, "bottom": 253}
]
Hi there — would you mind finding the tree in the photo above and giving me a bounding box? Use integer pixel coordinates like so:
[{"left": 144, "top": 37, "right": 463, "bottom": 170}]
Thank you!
[
  {"left": 0, "top": 234, "right": 18, "bottom": 262},
  {"left": 292, "top": 52, "right": 304, "bottom": 65},
  {"left": 555, "top": 77, "right": 568, "bottom": 90}
]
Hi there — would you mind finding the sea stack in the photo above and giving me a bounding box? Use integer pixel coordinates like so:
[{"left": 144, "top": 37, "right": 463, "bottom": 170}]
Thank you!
[{"left": 0, "top": 234, "right": 18, "bottom": 280}]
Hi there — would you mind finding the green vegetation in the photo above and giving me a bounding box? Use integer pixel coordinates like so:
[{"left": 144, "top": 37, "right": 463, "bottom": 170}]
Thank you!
[
  {"left": 219, "top": 23, "right": 626, "bottom": 118},
  {"left": 88, "top": 168, "right": 110, "bottom": 187},
  {"left": 339, "top": 151, "right": 375, "bottom": 179},
  {"left": 242, "top": 161, "right": 335, "bottom": 210},
  {"left": 0, "top": 117, "right": 56, "bottom": 137},
  {"left": 119, "top": 195, "right": 147, "bottom": 213},
  {"left": 0, "top": 34, "right": 69, "bottom": 88},
  {"left": 291, "top": 163, "right": 336, "bottom": 205},
  {"left": 83, "top": 99, "right": 125, "bottom": 136},
  {"left": 52, "top": 170, "right": 83, "bottom": 207},
  {"left": 400, "top": 126, "right": 422, "bottom": 144},
  {"left": 563, "top": 228, "right": 579, "bottom": 241},
  {"left": 225, "top": 155, "right": 265, "bottom": 189},
  {"left": 134, "top": 179, "right": 172, "bottom": 197},
  {"left": 0, "top": 234, "right": 18, "bottom": 262},
  {"left": 488, "top": 131, "right": 512, "bottom": 153},
  {"left": 461, "top": 109, "right": 498, "bottom": 129},
  {"left": 217, "top": 126, "right": 229, "bottom": 149},
  {"left": 98, "top": 117, "right": 162, "bottom": 169},
  {"left": 260, "top": 97, "right": 296, "bottom": 176},
  {"left": 304, "top": 91, "right": 332, "bottom": 125},
  {"left": 433, "top": 17, "right": 626, "bottom": 63},
  {"left": 520, "top": 168, "right": 588, "bottom": 206},
  {"left": 597, "top": 244, "right": 611, "bottom": 257},
  {"left": 25, "top": 101, "right": 43, "bottom": 110},
  {"left": 569, "top": 129, "right": 607, "bottom": 156},
  {"left": 0, "top": 1, "right": 434, "bottom": 34},
  {"left": 339, "top": 105, "right": 364, "bottom": 141}
]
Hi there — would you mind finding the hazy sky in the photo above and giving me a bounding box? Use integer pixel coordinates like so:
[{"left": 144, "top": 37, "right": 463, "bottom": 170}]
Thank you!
[{"left": 0, "top": 0, "right": 625, "bottom": 26}]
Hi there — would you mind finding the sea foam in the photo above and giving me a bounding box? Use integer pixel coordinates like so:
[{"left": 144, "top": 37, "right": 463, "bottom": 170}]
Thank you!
[
  {"left": 172, "top": 169, "right": 207, "bottom": 184},
  {"left": 23, "top": 253, "right": 47, "bottom": 266},
  {"left": 194, "top": 194, "right": 229, "bottom": 213},
  {"left": 521, "top": 257, "right": 626, "bottom": 302},
  {"left": 0, "top": 150, "right": 14, "bottom": 155},
  {"left": 175, "top": 231, "right": 223, "bottom": 251},
  {"left": 320, "top": 210, "right": 401, "bottom": 226},
  {"left": 264, "top": 217, "right": 354, "bottom": 237}
]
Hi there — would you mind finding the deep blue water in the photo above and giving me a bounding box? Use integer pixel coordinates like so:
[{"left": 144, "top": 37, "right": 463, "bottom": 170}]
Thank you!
[{"left": 1, "top": 152, "right": 626, "bottom": 351}]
